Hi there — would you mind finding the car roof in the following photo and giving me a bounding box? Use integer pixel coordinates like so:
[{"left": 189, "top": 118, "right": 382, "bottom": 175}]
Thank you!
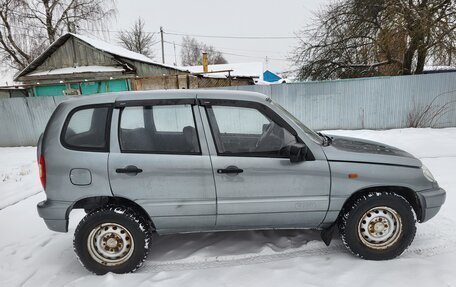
[{"left": 60, "top": 89, "right": 269, "bottom": 108}]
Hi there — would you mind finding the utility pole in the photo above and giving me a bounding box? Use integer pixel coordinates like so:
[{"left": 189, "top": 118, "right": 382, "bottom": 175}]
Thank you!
[
  {"left": 173, "top": 42, "right": 178, "bottom": 66},
  {"left": 160, "top": 26, "right": 165, "bottom": 64}
]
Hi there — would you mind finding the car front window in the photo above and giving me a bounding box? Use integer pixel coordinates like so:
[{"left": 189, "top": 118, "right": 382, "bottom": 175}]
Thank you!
[{"left": 206, "top": 104, "right": 298, "bottom": 157}]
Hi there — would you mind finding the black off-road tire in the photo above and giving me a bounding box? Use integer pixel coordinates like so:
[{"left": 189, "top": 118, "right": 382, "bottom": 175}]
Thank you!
[
  {"left": 74, "top": 206, "right": 152, "bottom": 274},
  {"left": 338, "top": 192, "right": 416, "bottom": 260}
]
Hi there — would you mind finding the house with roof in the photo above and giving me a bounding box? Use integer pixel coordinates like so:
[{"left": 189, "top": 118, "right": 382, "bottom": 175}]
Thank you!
[
  {"left": 11, "top": 33, "right": 256, "bottom": 97},
  {"left": 182, "top": 62, "right": 263, "bottom": 80},
  {"left": 181, "top": 62, "right": 284, "bottom": 84},
  {"left": 14, "top": 33, "right": 188, "bottom": 97}
]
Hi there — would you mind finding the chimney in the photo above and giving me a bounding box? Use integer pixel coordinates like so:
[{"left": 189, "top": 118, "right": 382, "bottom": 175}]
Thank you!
[{"left": 202, "top": 52, "right": 208, "bottom": 73}]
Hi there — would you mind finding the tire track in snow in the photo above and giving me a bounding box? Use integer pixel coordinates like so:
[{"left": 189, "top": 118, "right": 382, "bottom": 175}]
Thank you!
[
  {"left": 18, "top": 270, "right": 37, "bottom": 287},
  {"left": 142, "top": 236, "right": 456, "bottom": 273},
  {"left": 0, "top": 189, "right": 42, "bottom": 210},
  {"left": 143, "top": 242, "right": 343, "bottom": 272},
  {"left": 142, "top": 217, "right": 456, "bottom": 272}
]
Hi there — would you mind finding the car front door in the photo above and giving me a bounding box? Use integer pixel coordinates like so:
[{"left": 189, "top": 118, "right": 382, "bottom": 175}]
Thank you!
[
  {"left": 108, "top": 98, "right": 216, "bottom": 233},
  {"left": 199, "top": 99, "right": 331, "bottom": 229}
]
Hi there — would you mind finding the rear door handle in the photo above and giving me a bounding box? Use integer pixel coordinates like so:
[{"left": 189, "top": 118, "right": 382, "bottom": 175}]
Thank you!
[
  {"left": 217, "top": 165, "right": 244, "bottom": 174},
  {"left": 115, "top": 165, "right": 143, "bottom": 175}
]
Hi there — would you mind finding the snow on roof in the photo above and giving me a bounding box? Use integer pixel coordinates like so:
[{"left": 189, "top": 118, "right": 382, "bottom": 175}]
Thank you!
[
  {"left": 180, "top": 62, "right": 264, "bottom": 79},
  {"left": 71, "top": 34, "right": 187, "bottom": 72},
  {"left": 423, "top": 65, "right": 456, "bottom": 71},
  {"left": 0, "top": 69, "right": 20, "bottom": 86},
  {"left": 14, "top": 33, "right": 188, "bottom": 81},
  {"left": 28, "top": 65, "right": 125, "bottom": 77}
]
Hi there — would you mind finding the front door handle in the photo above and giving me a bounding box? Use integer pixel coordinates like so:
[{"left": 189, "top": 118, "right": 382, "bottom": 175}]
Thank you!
[
  {"left": 116, "top": 165, "right": 143, "bottom": 175},
  {"left": 217, "top": 165, "right": 244, "bottom": 174}
]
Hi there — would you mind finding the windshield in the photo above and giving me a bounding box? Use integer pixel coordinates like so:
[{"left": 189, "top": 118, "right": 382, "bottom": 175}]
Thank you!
[{"left": 270, "top": 100, "right": 324, "bottom": 144}]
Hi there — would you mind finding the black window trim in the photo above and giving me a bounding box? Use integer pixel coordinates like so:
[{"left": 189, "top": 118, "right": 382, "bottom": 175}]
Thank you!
[
  {"left": 117, "top": 101, "right": 203, "bottom": 156},
  {"left": 200, "top": 99, "right": 314, "bottom": 159},
  {"left": 60, "top": 103, "right": 113, "bottom": 153},
  {"left": 115, "top": 98, "right": 196, "bottom": 107}
]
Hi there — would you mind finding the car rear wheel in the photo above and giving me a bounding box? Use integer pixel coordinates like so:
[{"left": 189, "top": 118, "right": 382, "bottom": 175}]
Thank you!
[
  {"left": 74, "top": 206, "right": 152, "bottom": 274},
  {"left": 338, "top": 192, "right": 416, "bottom": 260}
]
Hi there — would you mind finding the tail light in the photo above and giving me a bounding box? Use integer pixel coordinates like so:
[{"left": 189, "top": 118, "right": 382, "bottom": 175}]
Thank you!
[{"left": 39, "top": 154, "right": 46, "bottom": 190}]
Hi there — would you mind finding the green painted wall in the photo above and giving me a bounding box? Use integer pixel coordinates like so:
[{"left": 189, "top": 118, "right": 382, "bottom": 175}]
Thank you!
[
  {"left": 33, "top": 84, "right": 66, "bottom": 96},
  {"left": 33, "top": 79, "right": 129, "bottom": 97},
  {"left": 80, "top": 79, "right": 129, "bottom": 94}
]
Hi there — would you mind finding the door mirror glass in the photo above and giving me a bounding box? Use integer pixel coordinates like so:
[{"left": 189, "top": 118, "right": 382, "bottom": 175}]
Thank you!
[{"left": 281, "top": 143, "right": 308, "bottom": 163}]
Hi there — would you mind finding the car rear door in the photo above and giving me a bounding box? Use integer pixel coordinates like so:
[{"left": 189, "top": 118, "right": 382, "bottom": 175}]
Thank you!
[
  {"left": 199, "top": 98, "right": 331, "bottom": 229},
  {"left": 108, "top": 98, "right": 217, "bottom": 233}
]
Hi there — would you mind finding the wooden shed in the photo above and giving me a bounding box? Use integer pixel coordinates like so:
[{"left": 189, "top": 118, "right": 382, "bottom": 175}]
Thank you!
[{"left": 14, "top": 33, "right": 188, "bottom": 96}]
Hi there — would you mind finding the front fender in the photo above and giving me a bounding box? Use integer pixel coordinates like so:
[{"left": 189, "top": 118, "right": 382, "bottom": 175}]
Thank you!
[{"left": 322, "top": 161, "right": 433, "bottom": 225}]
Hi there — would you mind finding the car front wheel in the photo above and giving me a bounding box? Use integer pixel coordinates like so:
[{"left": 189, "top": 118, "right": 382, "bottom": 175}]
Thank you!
[
  {"left": 74, "top": 206, "right": 152, "bottom": 274},
  {"left": 339, "top": 192, "right": 417, "bottom": 260}
]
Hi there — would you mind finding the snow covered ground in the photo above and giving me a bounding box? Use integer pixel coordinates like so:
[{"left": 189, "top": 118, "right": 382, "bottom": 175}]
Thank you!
[
  {"left": 0, "top": 147, "right": 41, "bottom": 210},
  {"left": 0, "top": 128, "right": 455, "bottom": 287}
]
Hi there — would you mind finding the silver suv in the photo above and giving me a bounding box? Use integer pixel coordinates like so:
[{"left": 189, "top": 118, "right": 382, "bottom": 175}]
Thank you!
[{"left": 37, "top": 90, "right": 446, "bottom": 274}]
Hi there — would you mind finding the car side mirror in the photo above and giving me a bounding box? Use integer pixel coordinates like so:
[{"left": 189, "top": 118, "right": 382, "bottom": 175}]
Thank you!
[{"left": 283, "top": 143, "right": 308, "bottom": 163}]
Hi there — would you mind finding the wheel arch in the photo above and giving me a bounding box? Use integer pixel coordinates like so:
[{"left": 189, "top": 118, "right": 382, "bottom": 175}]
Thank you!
[
  {"left": 68, "top": 196, "right": 156, "bottom": 230},
  {"left": 338, "top": 186, "right": 423, "bottom": 223}
]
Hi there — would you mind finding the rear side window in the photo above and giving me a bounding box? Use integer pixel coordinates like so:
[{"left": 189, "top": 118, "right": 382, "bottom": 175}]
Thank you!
[
  {"left": 119, "top": 104, "right": 200, "bottom": 154},
  {"left": 62, "top": 106, "right": 110, "bottom": 151},
  {"left": 153, "top": 105, "right": 196, "bottom": 132}
]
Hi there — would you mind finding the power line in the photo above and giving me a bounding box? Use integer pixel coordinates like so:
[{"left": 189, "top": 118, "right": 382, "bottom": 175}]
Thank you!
[
  {"left": 4, "top": 24, "right": 300, "bottom": 41},
  {"left": 166, "top": 40, "right": 286, "bottom": 56},
  {"left": 165, "top": 41, "right": 291, "bottom": 62},
  {"left": 168, "top": 41, "right": 289, "bottom": 62},
  {"left": 79, "top": 27, "right": 299, "bottom": 41},
  {"left": 1, "top": 23, "right": 293, "bottom": 63},
  {"left": 177, "top": 42, "right": 286, "bottom": 55},
  {"left": 164, "top": 31, "right": 298, "bottom": 40},
  {"left": 72, "top": 27, "right": 127, "bottom": 33},
  {"left": 5, "top": 24, "right": 293, "bottom": 56},
  {"left": 81, "top": 27, "right": 295, "bottom": 62},
  {"left": 222, "top": 51, "right": 290, "bottom": 62}
]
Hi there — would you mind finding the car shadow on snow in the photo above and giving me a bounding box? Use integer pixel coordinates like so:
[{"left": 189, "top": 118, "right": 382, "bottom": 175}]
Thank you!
[{"left": 142, "top": 229, "right": 345, "bottom": 271}]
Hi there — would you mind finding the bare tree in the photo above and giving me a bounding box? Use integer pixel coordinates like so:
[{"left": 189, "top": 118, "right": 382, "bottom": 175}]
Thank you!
[
  {"left": 292, "top": 0, "right": 456, "bottom": 80},
  {"left": 117, "top": 17, "right": 155, "bottom": 58},
  {"left": 180, "top": 36, "right": 227, "bottom": 66},
  {"left": 0, "top": 0, "right": 116, "bottom": 70}
]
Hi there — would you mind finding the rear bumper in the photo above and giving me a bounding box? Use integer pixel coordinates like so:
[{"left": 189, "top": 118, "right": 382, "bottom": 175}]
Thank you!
[
  {"left": 37, "top": 200, "right": 72, "bottom": 232},
  {"left": 416, "top": 187, "right": 446, "bottom": 222}
]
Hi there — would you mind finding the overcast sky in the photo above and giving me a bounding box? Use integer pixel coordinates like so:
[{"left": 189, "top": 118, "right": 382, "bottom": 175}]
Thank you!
[
  {"left": 102, "top": 0, "right": 329, "bottom": 73},
  {"left": 1, "top": 0, "right": 330, "bottom": 84}
]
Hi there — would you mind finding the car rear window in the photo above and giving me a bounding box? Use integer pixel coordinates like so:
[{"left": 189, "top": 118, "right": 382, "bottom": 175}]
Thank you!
[{"left": 62, "top": 106, "right": 110, "bottom": 151}]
